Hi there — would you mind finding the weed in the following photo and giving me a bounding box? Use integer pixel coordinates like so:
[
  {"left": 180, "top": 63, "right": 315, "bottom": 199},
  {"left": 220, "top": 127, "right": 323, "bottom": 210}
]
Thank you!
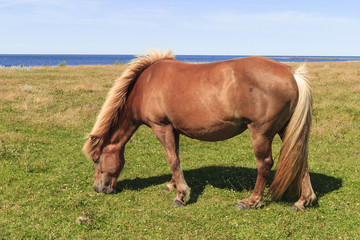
[{"left": 21, "top": 84, "right": 34, "bottom": 93}]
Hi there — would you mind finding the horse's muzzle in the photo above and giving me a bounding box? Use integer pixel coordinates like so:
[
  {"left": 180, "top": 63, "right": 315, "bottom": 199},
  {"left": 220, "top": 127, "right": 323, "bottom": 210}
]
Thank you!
[{"left": 94, "top": 182, "right": 114, "bottom": 194}]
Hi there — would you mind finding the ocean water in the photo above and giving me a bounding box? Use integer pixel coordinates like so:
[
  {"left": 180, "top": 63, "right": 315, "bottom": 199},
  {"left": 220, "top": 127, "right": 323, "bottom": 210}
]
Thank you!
[{"left": 0, "top": 54, "right": 359, "bottom": 67}]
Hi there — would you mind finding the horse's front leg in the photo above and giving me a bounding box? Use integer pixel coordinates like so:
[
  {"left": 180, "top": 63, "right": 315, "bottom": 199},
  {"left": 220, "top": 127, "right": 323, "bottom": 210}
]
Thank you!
[
  {"left": 164, "top": 174, "right": 176, "bottom": 192},
  {"left": 151, "top": 124, "right": 189, "bottom": 207},
  {"left": 236, "top": 131, "right": 273, "bottom": 210}
]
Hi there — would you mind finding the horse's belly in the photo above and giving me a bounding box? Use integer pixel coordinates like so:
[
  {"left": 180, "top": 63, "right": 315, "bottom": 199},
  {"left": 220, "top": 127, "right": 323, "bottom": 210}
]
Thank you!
[{"left": 176, "top": 120, "right": 248, "bottom": 141}]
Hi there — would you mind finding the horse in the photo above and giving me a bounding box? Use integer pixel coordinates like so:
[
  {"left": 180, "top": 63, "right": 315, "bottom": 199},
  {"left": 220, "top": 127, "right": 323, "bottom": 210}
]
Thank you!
[{"left": 83, "top": 50, "right": 316, "bottom": 211}]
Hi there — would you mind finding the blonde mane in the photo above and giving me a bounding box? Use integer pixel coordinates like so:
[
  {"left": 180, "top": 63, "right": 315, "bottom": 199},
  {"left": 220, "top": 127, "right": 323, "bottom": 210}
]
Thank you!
[{"left": 83, "top": 50, "right": 175, "bottom": 159}]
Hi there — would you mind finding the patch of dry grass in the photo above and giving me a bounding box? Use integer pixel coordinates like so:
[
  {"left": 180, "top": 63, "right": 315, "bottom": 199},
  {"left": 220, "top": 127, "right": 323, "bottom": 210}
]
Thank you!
[
  {"left": 288, "top": 62, "right": 360, "bottom": 138},
  {"left": 0, "top": 65, "right": 126, "bottom": 127}
]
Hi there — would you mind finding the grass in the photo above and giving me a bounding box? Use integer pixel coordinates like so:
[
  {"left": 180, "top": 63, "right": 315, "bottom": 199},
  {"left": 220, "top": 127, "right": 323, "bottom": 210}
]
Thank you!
[{"left": 0, "top": 62, "right": 359, "bottom": 239}]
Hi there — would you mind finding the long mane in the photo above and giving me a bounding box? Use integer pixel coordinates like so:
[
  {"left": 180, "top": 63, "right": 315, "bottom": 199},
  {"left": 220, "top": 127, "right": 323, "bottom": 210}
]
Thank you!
[{"left": 83, "top": 50, "right": 175, "bottom": 159}]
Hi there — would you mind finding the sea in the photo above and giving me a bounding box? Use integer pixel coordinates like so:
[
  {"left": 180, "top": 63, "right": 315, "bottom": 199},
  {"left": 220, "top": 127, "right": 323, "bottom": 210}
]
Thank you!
[{"left": 0, "top": 54, "right": 359, "bottom": 67}]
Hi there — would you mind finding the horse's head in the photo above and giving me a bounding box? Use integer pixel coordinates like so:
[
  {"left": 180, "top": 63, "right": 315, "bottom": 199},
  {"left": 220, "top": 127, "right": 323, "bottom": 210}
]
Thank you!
[{"left": 90, "top": 142, "right": 124, "bottom": 194}]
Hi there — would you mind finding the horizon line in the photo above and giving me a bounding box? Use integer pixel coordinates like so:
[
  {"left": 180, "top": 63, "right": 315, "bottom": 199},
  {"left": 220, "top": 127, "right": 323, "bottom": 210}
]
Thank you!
[{"left": 1, "top": 53, "right": 360, "bottom": 58}]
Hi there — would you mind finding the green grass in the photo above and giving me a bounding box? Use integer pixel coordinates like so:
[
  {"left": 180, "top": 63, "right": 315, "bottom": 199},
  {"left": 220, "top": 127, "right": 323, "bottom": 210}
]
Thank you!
[{"left": 1, "top": 62, "right": 359, "bottom": 239}]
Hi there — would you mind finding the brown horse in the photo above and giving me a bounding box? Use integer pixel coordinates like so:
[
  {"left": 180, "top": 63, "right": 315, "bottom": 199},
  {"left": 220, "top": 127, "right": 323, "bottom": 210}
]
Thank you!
[{"left": 83, "top": 50, "right": 316, "bottom": 211}]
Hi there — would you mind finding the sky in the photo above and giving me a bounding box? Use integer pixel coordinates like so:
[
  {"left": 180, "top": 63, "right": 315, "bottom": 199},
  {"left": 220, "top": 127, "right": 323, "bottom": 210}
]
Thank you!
[{"left": 1, "top": 0, "right": 360, "bottom": 56}]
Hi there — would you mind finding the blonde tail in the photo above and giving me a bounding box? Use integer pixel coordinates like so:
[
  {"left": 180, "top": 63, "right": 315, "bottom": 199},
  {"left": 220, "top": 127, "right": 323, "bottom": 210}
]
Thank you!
[{"left": 269, "top": 64, "right": 312, "bottom": 200}]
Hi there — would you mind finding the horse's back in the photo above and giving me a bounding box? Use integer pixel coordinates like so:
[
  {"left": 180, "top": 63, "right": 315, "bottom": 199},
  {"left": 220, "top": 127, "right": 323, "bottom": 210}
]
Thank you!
[{"left": 130, "top": 57, "right": 298, "bottom": 140}]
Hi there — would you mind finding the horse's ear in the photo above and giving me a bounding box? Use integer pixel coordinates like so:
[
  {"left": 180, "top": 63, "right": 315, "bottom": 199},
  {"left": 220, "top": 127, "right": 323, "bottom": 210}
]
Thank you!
[
  {"left": 90, "top": 135, "right": 101, "bottom": 147},
  {"left": 90, "top": 135, "right": 97, "bottom": 142}
]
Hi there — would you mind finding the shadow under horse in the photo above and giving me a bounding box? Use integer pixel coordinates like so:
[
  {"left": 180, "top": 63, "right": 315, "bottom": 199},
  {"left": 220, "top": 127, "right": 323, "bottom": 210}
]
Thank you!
[{"left": 116, "top": 166, "right": 342, "bottom": 207}]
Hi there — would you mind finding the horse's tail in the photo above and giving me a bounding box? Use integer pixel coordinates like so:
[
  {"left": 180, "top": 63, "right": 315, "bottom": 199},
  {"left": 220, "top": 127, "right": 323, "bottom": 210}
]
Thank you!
[
  {"left": 83, "top": 50, "right": 175, "bottom": 159},
  {"left": 269, "top": 64, "right": 312, "bottom": 200}
]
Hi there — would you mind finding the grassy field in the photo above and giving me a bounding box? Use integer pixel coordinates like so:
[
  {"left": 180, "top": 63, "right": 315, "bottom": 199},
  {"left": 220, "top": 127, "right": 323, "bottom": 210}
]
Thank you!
[{"left": 0, "top": 61, "right": 359, "bottom": 239}]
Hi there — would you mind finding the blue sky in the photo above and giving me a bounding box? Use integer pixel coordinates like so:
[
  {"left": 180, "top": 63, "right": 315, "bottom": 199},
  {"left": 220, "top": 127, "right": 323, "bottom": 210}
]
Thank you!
[{"left": 1, "top": 0, "right": 359, "bottom": 55}]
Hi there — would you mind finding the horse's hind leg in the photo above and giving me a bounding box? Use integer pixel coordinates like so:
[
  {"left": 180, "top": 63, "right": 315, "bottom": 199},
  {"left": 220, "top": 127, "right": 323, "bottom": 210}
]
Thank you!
[
  {"left": 151, "top": 124, "right": 189, "bottom": 207},
  {"left": 236, "top": 128, "right": 273, "bottom": 210},
  {"left": 291, "top": 167, "right": 316, "bottom": 211}
]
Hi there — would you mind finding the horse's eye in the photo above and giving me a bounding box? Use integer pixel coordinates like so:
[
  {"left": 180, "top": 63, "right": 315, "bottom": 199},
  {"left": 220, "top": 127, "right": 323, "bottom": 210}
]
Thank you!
[{"left": 93, "top": 157, "right": 100, "bottom": 164}]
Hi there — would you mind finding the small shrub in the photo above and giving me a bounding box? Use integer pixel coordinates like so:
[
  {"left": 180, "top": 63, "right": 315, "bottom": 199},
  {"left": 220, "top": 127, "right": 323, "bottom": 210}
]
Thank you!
[
  {"left": 57, "top": 61, "right": 66, "bottom": 67},
  {"left": 115, "top": 60, "right": 125, "bottom": 65}
]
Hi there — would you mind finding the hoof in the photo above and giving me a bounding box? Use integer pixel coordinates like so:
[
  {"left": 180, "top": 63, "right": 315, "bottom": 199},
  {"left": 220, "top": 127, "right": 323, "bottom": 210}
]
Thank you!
[
  {"left": 290, "top": 204, "right": 305, "bottom": 212},
  {"left": 171, "top": 199, "right": 186, "bottom": 207},
  {"left": 164, "top": 186, "right": 171, "bottom": 192},
  {"left": 234, "top": 203, "right": 248, "bottom": 210},
  {"left": 235, "top": 200, "right": 264, "bottom": 210}
]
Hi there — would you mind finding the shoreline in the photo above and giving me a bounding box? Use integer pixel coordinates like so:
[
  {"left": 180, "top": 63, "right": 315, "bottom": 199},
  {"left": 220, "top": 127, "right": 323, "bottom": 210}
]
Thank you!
[
  {"left": 1, "top": 60, "right": 360, "bottom": 69},
  {"left": 1, "top": 55, "right": 360, "bottom": 67}
]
